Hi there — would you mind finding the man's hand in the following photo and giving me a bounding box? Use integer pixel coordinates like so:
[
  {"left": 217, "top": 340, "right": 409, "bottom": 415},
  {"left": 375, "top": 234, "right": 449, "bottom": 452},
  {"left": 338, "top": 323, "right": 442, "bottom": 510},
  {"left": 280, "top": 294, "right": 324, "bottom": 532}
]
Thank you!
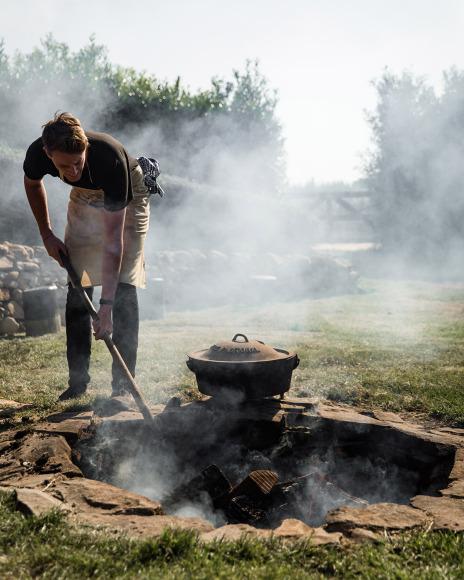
[
  {"left": 93, "top": 304, "right": 113, "bottom": 340},
  {"left": 42, "top": 232, "right": 68, "bottom": 266}
]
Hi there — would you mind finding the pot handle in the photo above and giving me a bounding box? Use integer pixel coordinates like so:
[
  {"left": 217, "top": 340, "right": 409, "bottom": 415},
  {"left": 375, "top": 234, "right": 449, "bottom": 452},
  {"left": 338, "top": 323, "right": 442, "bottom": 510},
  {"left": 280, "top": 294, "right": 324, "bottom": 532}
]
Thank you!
[
  {"left": 232, "top": 333, "right": 249, "bottom": 343},
  {"left": 293, "top": 355, "right": 300, "bottom": 369}
]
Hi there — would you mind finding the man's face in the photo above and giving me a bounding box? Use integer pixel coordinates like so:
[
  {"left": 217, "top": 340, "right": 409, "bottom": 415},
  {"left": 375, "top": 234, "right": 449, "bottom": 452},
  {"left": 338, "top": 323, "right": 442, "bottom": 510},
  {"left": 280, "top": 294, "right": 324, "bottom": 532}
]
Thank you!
[{"left": 45, "top": 148, "right": 86, "bottom": 182}]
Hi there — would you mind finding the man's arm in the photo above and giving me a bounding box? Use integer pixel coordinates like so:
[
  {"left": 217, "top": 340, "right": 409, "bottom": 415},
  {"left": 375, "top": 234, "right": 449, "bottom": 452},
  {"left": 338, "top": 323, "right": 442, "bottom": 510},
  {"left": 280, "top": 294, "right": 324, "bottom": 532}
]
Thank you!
[
  {"left": 24, "top": 175, "right": 67, "bottom": 265},
  {"left": 93, "top": 208, "right": 126, "bottom": 339}
]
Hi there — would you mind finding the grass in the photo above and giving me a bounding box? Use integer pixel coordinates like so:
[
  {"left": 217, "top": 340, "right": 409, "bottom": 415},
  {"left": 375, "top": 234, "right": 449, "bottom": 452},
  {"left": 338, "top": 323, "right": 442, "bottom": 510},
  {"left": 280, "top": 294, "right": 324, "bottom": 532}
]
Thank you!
[
  {"left": 2, "top": 277, "right": 464, "bottom": 424},
  {"left": 1, "top": 277, "right": 464, "bottom": 577},
  {"left": 0, "top": 492, "right": 464, "bottom": 579}
]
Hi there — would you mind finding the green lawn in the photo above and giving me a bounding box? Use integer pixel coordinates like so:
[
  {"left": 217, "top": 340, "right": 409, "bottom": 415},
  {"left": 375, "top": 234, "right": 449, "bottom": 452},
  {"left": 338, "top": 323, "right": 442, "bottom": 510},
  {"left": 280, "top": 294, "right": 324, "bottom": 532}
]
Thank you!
[
  {"left": 1, "top": 277, "right": 464, "bottom": 578},
  {"left": 0, "top": 492, "right": 463, "bottom": 579},
  {"left": 2, "top": 278, "right": 464, "bottom": 424}
]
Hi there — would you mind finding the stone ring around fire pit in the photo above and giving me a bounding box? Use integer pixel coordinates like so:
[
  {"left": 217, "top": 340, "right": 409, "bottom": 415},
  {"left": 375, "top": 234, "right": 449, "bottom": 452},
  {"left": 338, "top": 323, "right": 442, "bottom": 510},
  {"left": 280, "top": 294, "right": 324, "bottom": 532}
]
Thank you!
[
  {"left": 1, "top": 398, "right": 464, "bottom": 544},
  {"left": 186, "top": 334, "right": 300, "bottom": 400}
]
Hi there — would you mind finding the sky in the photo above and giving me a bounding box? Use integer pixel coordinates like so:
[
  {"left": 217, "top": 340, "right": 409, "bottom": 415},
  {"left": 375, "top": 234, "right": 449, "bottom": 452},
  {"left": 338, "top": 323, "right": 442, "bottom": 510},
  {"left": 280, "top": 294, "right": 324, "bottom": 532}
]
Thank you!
[{"left": 1, "top": 0, "right": 464, "bottom": 184}]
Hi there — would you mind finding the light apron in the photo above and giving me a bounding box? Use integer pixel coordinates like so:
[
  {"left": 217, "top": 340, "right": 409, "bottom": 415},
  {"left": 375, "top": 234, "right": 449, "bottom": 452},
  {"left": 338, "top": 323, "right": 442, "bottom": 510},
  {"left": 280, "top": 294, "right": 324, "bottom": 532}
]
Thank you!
[{"left": 64, "top": 164, "right": 150, "bottom": 288}]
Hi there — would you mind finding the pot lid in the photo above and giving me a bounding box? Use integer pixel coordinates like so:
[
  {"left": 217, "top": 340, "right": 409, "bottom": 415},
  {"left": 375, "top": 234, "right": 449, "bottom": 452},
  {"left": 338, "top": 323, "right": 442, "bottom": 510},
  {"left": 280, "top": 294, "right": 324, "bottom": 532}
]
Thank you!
[{"left": 188, "top": 333, "right": 290, "bottom": 363}]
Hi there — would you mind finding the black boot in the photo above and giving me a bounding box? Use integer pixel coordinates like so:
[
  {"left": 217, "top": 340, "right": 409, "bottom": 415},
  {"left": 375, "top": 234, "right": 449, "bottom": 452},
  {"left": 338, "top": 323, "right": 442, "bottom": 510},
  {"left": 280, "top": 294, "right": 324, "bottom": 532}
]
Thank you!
[{"left": 58, "top": 384, "right": 87, "bottom": 401}]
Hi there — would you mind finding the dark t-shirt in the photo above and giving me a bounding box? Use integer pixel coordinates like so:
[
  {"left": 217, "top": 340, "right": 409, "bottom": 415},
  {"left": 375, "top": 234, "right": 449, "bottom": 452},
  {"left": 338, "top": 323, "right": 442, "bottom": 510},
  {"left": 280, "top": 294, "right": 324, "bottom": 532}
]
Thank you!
[{"left": 23, "top": 131, "right": 139, "bottom": 211}]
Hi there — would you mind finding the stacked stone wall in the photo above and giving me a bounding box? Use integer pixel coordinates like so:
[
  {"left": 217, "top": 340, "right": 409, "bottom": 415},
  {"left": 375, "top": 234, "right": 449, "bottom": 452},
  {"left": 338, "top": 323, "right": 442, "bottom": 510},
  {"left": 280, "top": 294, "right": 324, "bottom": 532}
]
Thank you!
[{"left": 0, "top": 242, "right": 66, "bottom": 335}]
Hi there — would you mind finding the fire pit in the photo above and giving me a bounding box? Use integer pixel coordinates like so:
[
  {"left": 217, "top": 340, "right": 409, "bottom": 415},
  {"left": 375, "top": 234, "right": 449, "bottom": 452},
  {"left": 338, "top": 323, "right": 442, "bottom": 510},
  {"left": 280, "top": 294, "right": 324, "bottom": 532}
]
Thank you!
[
  {"left": 2, "top": 398, "right": 464, "bottom": 541},
  {"left": 74, "top": 398, "right": 459, "bottom": 531}
]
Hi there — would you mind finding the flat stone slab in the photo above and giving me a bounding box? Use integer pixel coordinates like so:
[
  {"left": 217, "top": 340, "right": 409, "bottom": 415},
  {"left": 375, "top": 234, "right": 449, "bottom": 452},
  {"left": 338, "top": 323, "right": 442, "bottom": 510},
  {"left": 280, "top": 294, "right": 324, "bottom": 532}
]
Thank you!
[
  {"left": 201, "top": 524, "right": 271, "bottom": 542},
  {"left": 1, "top": 473, "right": 68, "bottom": 490},
  {"left": 34, "top": 411, "right": 95, "bottom": 444},
  {"left": 411, "top": 495, "right": 464, "bottom": 531},
  {"left": 0, "top": 256, "right": 14, "bottom": 270},
  {"left": 94, "top": 404, "right": 165, "bottom": 423},
  {"left": 7, "top": 483, "right": 213, "bottom": 538},
  {"left": 316, "top": 402, "right": 464, "bottom": 448},
  {"left": 44, "top": 410, "right": 95, "bottom": 425},
  {"left": 48, "top": 477, "right": 163, "bottom": 516},
  {"left": 77, "top": 512, "right": 214, "bottom": 538},
  {"left": 0, "top": 433, "right": 82, "bottom": 483},
  {"left": 4, "top": 474, "right": 213, "bottom": 538},
  {"left": 326, "top": 503, "right": 429, "bottom": 531},
  {"left": 449, "top": 448, "right": 464, "bottom": 480},
  {"left": 96, "top": 410, "right": 148, "bottom": 429},
  {"left": 0, "top": 399, "right": 33, "bottom": 418},
  {"left": 200, "top": 519, "right": 342, "bottom": 545},
  {"left": 3, "top": 399, "right": 464, "bottom": 538},
  {"left": 273, "top": 519, "right": 342, "bottom": 545},
  {"left": 14, "top": 487, "right": 68, "bottom": 516},
  {"left": 440, "top": 480, "right": 464, "bottom": 498}
]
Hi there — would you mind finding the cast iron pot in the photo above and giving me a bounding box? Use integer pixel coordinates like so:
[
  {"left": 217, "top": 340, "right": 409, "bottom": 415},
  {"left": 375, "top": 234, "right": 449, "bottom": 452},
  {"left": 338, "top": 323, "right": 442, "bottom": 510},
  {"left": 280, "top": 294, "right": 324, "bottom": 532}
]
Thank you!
[{"left": 186, "top": 333, "right": 299, "bottom": 400}]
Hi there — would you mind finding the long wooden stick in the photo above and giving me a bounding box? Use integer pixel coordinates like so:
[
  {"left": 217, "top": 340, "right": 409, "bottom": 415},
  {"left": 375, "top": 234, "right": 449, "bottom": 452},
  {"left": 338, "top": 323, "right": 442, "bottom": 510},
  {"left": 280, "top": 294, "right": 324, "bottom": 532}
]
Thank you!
[{"left": 59, "top": 250, "right": 153, "bottom": 424}]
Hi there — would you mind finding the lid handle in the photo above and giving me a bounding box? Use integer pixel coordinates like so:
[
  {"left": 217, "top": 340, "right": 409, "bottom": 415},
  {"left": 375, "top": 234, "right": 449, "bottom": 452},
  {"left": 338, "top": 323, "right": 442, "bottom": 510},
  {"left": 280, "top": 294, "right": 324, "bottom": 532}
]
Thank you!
[{"left": 232, "top": 333, "right": 249, "bottom": 343}]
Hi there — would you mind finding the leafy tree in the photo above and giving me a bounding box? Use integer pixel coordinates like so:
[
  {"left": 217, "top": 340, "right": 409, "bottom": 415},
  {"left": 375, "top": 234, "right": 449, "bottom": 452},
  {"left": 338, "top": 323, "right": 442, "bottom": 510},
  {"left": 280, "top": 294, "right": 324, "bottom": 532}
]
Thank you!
[
  {"left": 0, "top": 36, "right": 283, "bottom": 187},
  {"left": 365, "top": 69, "right": 464, "bottom": 269},
  {"left": 0, "top": 37, "right": 284, "bottom": 244}
]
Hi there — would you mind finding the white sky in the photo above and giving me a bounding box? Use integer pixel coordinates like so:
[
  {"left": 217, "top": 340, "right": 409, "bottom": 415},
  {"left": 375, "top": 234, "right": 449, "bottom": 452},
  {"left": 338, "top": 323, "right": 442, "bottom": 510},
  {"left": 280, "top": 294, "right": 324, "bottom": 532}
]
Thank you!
[{"left": 1, "top": 0, "right": 464, "bottom": 183}]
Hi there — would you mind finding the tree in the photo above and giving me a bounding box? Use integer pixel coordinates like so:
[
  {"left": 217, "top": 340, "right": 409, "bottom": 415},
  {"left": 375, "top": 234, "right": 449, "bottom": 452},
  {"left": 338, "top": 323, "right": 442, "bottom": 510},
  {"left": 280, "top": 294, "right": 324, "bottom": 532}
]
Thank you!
[
  {"left": 0, "top": 37, "right": 285, "bottom": 244},
  {"left": 365, "top": 69, "right": 464, "bottom": 269}
]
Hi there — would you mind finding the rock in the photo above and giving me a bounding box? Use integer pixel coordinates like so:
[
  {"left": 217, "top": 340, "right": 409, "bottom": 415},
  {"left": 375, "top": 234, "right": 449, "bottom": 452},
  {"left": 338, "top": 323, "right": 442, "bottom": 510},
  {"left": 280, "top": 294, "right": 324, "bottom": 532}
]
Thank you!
[
  {"left": 440, "top": 480, "right": 464, "bottom": 498},
  {"left": 0, "top": 473, "right": 67, "bottom": 490},
  {"left": 308, "top": 527, "right": 343, "bottom": 546},
  {"left": 34, "top": 411, "right": 95, "bottom": 444},
  {"left": 0, "top": 316, "right": 20, "bottom": 335},
  {"left": 411, "top": 495, "right": 464, "bottom": 531},
  {"left": 3, "top": 271, "right": 19, "bottom": 288},
  {"left": 326, "top": 503, "right": 429, "bottom": 531},
  {"left": 11, "top": 288, "right": 23, "bottom": 302},
  {"left": 97, "top": 409, "right": 149, "bottom": 429},
  {"left": 201, "top": 523, "right": 271, "bottom": 542},
  {"left": 51, "top": 478, "right": 163, "bottom": 516},
  {"left": 0, "top": 433, "right": 82, "bottom": 482},
  {"left": 273, "top": 519, "right": 342, "bottom": 545},
  {"left": 0, "top": 256, "right": 13, "bottom": 270},
  {"left": 14, "top": 487, "right": 67, "bottom": 516},
  {"left": 77, "top": 512, "right": 213, "bottom": 538},
  {"left": 0, "top": 288, "right": 10, "bottom": 301},
  {"left": 17, "top": 272, "right": 39, "bottom": 290},
  {"left": 7, "top": 301, "right": 24, "bottom": 320},
  {"left": 32, "top": 246, "right": 48, "bottom": 260},
  {"left": 449, "top": 448, "right": 464, "bottom": 480},
  {"left": 0, "top": 399, "right": 34, "bottom": 418},
  {"left": 16, "top": 261, "right": 40, "bottom": 272},
  {"left": 5, "top": 243, "right": 31, "bottom": 260}
]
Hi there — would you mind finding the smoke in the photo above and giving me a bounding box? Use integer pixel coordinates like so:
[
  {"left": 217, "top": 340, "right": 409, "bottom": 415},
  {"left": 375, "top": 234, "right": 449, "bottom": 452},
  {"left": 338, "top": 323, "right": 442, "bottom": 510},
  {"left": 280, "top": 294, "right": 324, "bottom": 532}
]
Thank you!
[
  {"left": 366, "top": 69, "right": 464, "bottom": 280},
  {"left": 78, "top": 400, "right": 431, "bottom": 528},
  {"left": 0, "top": 37, "right": 362, "bottom": 313}
]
